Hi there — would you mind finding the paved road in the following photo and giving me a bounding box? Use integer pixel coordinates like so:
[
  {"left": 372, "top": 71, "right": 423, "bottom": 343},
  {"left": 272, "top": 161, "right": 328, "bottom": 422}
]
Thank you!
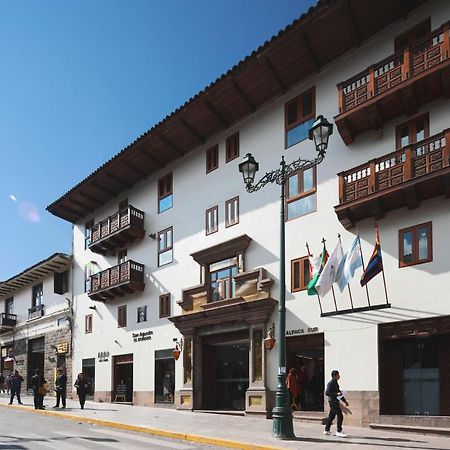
[{"left": 0, "top": 407, "right": 225, "bottom": 450}]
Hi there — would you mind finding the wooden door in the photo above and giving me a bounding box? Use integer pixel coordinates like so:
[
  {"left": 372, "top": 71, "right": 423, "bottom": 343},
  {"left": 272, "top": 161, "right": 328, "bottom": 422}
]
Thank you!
[{"left": 379, "top": 340, "right": 403, "bottom": 414}]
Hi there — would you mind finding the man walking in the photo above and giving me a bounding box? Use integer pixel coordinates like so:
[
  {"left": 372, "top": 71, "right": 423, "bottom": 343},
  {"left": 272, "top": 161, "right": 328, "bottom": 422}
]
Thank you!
[
  {"left": 54, "top": 367, "right": 67, "bottom": 408},
  {"left": 323, "top": 370, "right": 349, "bottom": 437},
  {"left": 8, "top": 370, "right": 24, "bottom": 405}
]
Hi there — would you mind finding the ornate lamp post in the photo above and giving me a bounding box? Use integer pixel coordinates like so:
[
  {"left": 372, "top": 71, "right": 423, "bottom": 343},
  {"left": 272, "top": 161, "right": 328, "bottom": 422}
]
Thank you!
[{"left": 238, "top": 115, "right": 333, "bottom": 439}]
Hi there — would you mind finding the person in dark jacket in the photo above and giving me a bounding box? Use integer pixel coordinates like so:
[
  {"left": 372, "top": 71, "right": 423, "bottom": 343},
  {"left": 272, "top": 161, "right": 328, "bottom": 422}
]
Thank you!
[
  {"left": 323, "top": 370, "right": 349, "bottom": 437},
  {"left": 53, "top": 367, "right": 67, "bottom": 408},
  {"left": 31, "top": 369, "right": 46, "bottom": 410},
  {"left": 0, "top": 372, "right": 5, "bottom": 393},
  {"left": 8, "top": 370, "right": 24, "bottom": 405},
  {"left": 74, "top": 372, "right": 88, "bottom": 409}
]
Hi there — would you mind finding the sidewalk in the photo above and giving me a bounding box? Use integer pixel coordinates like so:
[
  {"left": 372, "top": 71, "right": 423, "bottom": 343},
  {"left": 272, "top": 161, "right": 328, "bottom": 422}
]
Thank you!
[{"left": 0, "top": 393, "right": 449, "bottom": 450}]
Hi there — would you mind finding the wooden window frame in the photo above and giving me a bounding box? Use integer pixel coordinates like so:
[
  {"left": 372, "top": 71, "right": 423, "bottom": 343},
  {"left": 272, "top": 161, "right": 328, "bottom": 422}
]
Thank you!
[
  {"left": 85, "top": 314, "right": 93, "bottom": 334},
  {"left": 32, "top": 283, "right": 43, "bottom": 307},
  {"left": 394, "top": 19, "right": 431, "bottom": 53},
  {"left": 159, "top": 294, "right": 171, "bottom": 318},
  {"left": 118, "top": 249, "right": 128, "bottom": 264},
  {"left": 5, "top": 297, "right": 14, "bottom": 314},
  {"left": 137, "top": 305, "right": 147, "bottom": 323},
  {"left": 85, "top": 219, "right": 94, "bottom": 250},
  {"left": 158, "top": 172, "right": 173, "bottom": 213},
  {"left": 225, "top": 196, "right": 239, "bottom": 228},
  {"left": 118, "top": 305, "right": 127, "bottom": 328},
  {"left": 285, "top": 87, "right": 315, "bottom": 148},
  {"left": 399, "top": 222, "right": 433, "bottom": 267},
  {"left": 226, "top": 132, "right": 239, "bottom": 163},
  {"left": 291, "top": 256, "right": 310, "bottom": 292},
  {"left": 395, "top": 113, "right": 430, "bottom": 149},
  {"left": 206, "top": 145, "right": 219, "bottom": 173},
  {"left": 157, "top": 226, "right": 173, "bottom": 267},
  {"left": 206, "top": 206, "right": 218, "bottom": 235},
  {"left": 285, "top": 166, "right": 317, "bottom": 221}
]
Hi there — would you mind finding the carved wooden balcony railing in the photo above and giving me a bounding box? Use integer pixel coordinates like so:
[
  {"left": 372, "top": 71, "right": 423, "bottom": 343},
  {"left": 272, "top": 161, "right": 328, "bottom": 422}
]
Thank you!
[
  {"left": 89, "top": 206, "right": 145, "bottom": 255},
  {"left": 0, "top": 313, "right": 17, "bottom": 330},
  {"left": 88, "top": 260, "right": 145, "bottom": 301},
  {"left": 28, "top": 304, "right": 44, "bottom": 320},
  {"left": 335, "top": 130, "right": 450, "bottom": 229},
  {"left": 335, "top": 22, "right": 450, "bottom": 144}
]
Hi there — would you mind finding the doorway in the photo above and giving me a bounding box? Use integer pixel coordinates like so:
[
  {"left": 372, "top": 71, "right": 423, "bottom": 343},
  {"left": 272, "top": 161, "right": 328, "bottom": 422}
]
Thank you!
[
  {"left": 113, "top": 354, "right": 133, "bottom": 403},
  {"left": 155, "top": 349, "right": 175, "bottom": 403},
  {"left": 82, "top": 358, "right": 95, "bottom": 397},
  {"left": 27, "top": 337, "right": 45, "bottom": 389}
]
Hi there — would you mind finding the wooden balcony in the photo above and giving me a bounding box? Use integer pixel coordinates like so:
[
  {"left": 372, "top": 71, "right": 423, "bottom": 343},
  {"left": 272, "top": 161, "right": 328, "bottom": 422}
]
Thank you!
[
  {"left": 335, "top": 22, "right": 450, "bottom": 144},
  {"left": 89, "top": 206, "right": 145, "bottom": 255},
  {"left": 0, "top": 313, "right": 17, "bottom": 331},
  {"left": 335, "top": 130, "right": 450, "bottom": 228},
  {"left": 28, "top": 304, "right": 44, "bottom": 320},
  {"left": 88, "top": 260, "right": 145, "bottom": 302}
]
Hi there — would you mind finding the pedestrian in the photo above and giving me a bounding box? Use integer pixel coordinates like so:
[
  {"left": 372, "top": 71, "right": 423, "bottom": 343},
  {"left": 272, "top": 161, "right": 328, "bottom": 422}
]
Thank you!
[
  {"left": 53, "top": 367, "right": 67, "bottom": 408},
  {"left": 297, "top": 364, "right": 308, "bottom": 410},
  {"left": 31, "top": 369, "right": 47, "bottom": 410},
  {"left": 8, "top": 370, "right": 24, "bottom": 405},
  {"left": 74, "top": 372, "right": 88, "bottom": 409},
  {"left": 285, "top": 368, "right": 300, "bottom": 410},
  {"left": 0, "top": 372, "right": 5, "bottom": 393},
  {"left": 323, "top": 369, "right": 349, "bottom": 437}
]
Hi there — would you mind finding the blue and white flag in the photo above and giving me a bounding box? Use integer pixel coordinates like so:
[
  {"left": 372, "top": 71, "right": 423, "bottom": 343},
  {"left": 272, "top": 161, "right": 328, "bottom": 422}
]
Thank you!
[{"left": 335, "top": 236, "right": 363, "bottom": 291}]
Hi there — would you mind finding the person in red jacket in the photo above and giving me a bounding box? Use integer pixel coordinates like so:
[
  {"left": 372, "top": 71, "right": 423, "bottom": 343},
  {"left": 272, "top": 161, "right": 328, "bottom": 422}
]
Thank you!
[{"left": 285, "top": 368, "right": 300, "bottom": 410}]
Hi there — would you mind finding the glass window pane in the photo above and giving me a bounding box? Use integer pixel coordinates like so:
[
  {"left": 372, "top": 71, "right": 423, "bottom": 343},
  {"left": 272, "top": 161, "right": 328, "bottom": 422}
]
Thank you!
[
  {"left": 402, "top": 231, "right": 413, "bottom": 263},
  {"left": 159, "top": 249, "right": 173, "bottom": 266},
  {"left": 400, "top": 126, "right": 409, "bottom": 148},
  {"left": 167, "top": 229, "right": 172, "bottom": 247},
  {"left": 302, "top": 93, "right": 312, "bottom": 118},
  {"left": 159, "top": 234, "right": 165, "bottom": 251},
  {"left": 416, "top": 120, "right": 425, "bottom": 142},
  {"left": 293, "top": 261, "right": 300, "bottom": 290},
  {"left": 288, "top": 175, "right": 299, "bottom": 198},
  {"left": 287, "top": 101, "right": 297, "bottom": 125},
  {"left": 286, "top": 118, "right": 315, "bottom": 147},
  {"left": 418, "top": 227, "right": 429, "bottom": 260},
  {"left": 302, "top": 259, "right": 310, "bottom": 286},
  {"left": 287, "top": 194, "right": 316, "bottom": 220},
  {"left": 303, "top": 168, "right": 314, "bottom": 192},
  {"left": 159, "top": 195, "right": 173, "bottom": 213}
]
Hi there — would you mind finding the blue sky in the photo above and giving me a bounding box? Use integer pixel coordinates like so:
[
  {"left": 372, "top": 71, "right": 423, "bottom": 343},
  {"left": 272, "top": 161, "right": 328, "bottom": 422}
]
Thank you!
[{"left": 0, "top": 0, "right": 316, "bottom": 280}]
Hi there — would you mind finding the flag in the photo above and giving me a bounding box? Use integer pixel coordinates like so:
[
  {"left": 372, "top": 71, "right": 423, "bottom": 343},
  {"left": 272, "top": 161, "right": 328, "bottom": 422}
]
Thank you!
[
  {"left": 307, "top": 243, "right": 328, "bottom": 296},
  {"left": 360, "top": 226, "right": 383, "bottom": 286},
  {"left": 316, "top": 241, "right": 343, "bottom": 297},
  {"left": 335, "top": 236, "right": 363, "bottom": 291}
]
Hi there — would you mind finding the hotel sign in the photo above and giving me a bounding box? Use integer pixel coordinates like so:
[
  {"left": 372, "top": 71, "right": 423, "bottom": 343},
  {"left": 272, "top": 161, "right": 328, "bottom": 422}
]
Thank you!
[
  {"left": 56, "top": 342, "right": 70, "bottom": 354},
  {"left": 286, "top": 327, "right": 319, "bottom": 336}
]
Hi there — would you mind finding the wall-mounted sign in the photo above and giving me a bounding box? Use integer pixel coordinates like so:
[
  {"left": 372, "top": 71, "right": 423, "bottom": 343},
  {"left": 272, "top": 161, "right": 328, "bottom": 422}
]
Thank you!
[
  {"left": 133, "top": 330, "right": 153, "bottom": 342},
  {"left": 98, "top": 351, "right": 110, "bottom": 362},
  {"left": 56, "top": 342, "right": 70, "bottom": 354},
  {"left": 286, "top": 327, "right": 319, "bottom": 336}
]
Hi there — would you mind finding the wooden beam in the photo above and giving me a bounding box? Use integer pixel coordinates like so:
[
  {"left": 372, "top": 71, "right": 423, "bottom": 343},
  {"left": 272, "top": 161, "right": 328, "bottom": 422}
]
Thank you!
[
  {"left": 180, "top": 118, "right": 205, "bottom": 144},
  {"left": 403, "top": 185, "right": 419, "bottom": 210},
  {"left": 262, "top": 57, "right": 286, "bottom": 93},
  {"left": 297, "top": 29, "right": 320, "bottom": 71},
  {"left": 230, "top": 78, "right": 255, "bottom": 113},
  {"left": 60, "top": 204, "right": 83, "bottom": 217},
  {"left": 158, "top": 134, "right": 184, "bottom": 157},
  {"left": 122, "top": 159, "right": 148, "bottom": 177},
  {"left": 138, "top": 146, "right": 164, "bottom": 168},
  {"left": 78, "top": 191, "right": 104, "bottom": 207},
  {"left": 344, "top": 0, "right": 361, "bottom": 47},
  {"left": 104, "top": 172, "right": 133, "bottom": 190},
  {"left": 67, "top": 197, "right": 92, "bottom": 212},
  {"left": 91, "top": 181, "right": 117, "bottom": 197},
  {"left": 204, "top": 98, "right": 229, "bottom": 128}
]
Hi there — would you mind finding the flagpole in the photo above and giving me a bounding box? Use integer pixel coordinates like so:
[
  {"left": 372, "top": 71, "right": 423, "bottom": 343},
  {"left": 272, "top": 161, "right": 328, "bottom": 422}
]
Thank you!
[
  {"left": 306, "top": 241, "right": 323, "bottom": 315},
  {"left": 375, "top": 225, "right": 390, "bottom": 305},
  {"left": 357, "top": 233, "right": 371, "bottom": 307},
  {"left": 322, "top": 237, "right": 338, "bottom": 312},
  {"left": 337, "top": 233, "right": 354, "bottom": 310}
]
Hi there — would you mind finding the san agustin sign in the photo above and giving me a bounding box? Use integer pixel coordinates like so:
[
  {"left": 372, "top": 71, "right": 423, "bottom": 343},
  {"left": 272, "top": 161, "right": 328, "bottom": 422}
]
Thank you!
[
  {"left": 133, "top": 330, "right": 153, "bottom": 342},
  {"left": 286, "top": 327, "right": 319, "bottom": 336}
]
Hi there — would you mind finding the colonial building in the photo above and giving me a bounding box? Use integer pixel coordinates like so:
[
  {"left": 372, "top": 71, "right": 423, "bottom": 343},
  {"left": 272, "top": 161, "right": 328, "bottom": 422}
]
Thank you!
[
  {"left": 0, "top": 253, "right": 72, "bottom": 392},
  {"left": 47, "top": 0, "right": 450, "bottom": 428}
]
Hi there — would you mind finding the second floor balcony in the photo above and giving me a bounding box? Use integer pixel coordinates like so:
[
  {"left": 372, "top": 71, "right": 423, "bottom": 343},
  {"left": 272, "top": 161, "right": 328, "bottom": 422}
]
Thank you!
[
  {"left": 335, "top": 22, "right": 450, "bottom": 144},
  {"left": 28, "top": 304, "right": 44, "bottom": 321},
  {"left": 0, "top": 313, "right": 17, "bottom": 331},
  {"left": 335, "top": 130, "right": 450, "bottom": 228},
  {"left": 88, "top": 260, "right": 145, "bottom": 302},
  {"left": 89, "top": 206, "right": 145, "bottom": 255}
]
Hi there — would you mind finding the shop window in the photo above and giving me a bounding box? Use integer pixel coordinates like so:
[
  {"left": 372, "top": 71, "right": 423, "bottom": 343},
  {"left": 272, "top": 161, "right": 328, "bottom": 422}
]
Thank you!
[
  {"left": 399, "top": 222, "right": 432, "bottom": 267},
  {"left": 396, "top": 113, "right": 429, "bottom": 149},
  {"left": 54, "top": 270, "right": 69, "bottom": 294},
  {"left": 159, "top": 294, "right": 171, "bottom": 318},
  {"left": 118, "top": 305, "right": 127, "bottom": 328},
  {"left": 225, "top": 197, "right": 239, "bottom": 228},
  {"left": 158, "top": 172, "right": 173, "bottom": 213},
  {"left": 85, "top": 219, "right": 94, "bottom": 249},
  {"left": 206, "top": 144, "right": 219, "bottom": 173},
  {"left": 226, "top": 132, "right": 239, "bottom": 162},
  {"left": 85, "top": 314, "right": 93, "bottom": 334},
  {"left": 158, "top": 227, "right": 173, "bottom": 267},
  {"left": 206, "top": 206, "right": 218, "bottom": 235},
  {"left": 286, "top": 166, "right": 317, "bottom": 220},
  {"left": 155, "top": 349, "right": 175, "bottom": 403},
  {"left": 32, "top": 283, "right": 43, "bottom": 307},
  {"left": 285, "top": 88, "right": 315, "bottom": 148},
  {"left": 291, "top": 256, "right": 310, "bottom": 292},
  {"left": 209, "top": 257, "right": 238, "bottom": 302},
  {"left": 137, "top": 305, "right": 147, "bottom": 323},
  {"left": 394, "top": 19, "right": 431, "bottom": 52}
]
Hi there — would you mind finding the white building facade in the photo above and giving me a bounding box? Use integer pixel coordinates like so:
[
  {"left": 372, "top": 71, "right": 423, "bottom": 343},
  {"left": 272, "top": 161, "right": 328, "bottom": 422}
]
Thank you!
[{"left": 48, "top": 0, "right": 450, "bottom": 427}]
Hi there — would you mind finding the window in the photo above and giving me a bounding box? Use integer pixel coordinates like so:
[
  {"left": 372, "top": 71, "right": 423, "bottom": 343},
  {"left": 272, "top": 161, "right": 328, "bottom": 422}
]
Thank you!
[
  {"left": 206, "top": 145, "right": 219, "bottom": 173},
  {"left": 54, "top": 270, "right": 69, "bottom": 295},
  {"left": 5, "top": 298, "right": 13, "bottom": 315},
  {"left": 399, "top": 222, "right": 432, "bottom": 267},
  {"left": 291, "top": 257, "right": 310, "bottom": 292},
  {"left": 285, "top": 88, "right": 315, "bottom": 148},
  {"left": 84, "top": 263, "right": 94, "bottom": 293},
  {"left": 396, "top": 114, "right": 429, "bottom": 149},
  {"left": 225, "top": 197, "right": 239, "bottom": 227},
  {"left": 137, "top": 306, "right": 147, "bottom": 323},
  {"left": 85, "top": 314, "right": 93, "bottom": 334},
  {"left": 85, "top": 219, "right": 94, "bottom": 249},
  {"left": 118, "top": 305, "right": 127, "bottom": 328},
  {"left": 119, "top": 198, "right": 128, "bottom": 211},
  {"left": 206, "top": 206, "right": 218, "bottom": 235},
  {"left": 286, "top": 166, "right": 317, "bottom": 220},
  {"left": 158, "top": 173, "right": 173, "bottom": 213},
  {"left": 32, "top": 283, "right": 43, "bottom": 307},
  {"left": 158, "top": 227, "right": 173, "bottom": 266},
  {"left": 394, "top": 19, "right": 431, "bottom": 52},
  {"left": 159, "top": 294, "right": 171, "bottom": 318},
  {"left": 118, "top": 249, "right": 128, "bottom": 264},
  {"left": 226, "top": 132, "right": 239, "bottom": 162},
  {"left": 209, "top": 257, "right": 238, "bottom": 302}
]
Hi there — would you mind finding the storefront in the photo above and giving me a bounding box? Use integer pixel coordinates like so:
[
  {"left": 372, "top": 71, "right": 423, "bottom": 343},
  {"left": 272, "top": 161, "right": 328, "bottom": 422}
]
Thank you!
[
  {"left": 154, "top": 349, "right": 175, "bottom": 403},
  {"left": 113, "top": 353, "right": 133, "bottom": 403},
  {"left": 82, "top": 357, "right": 96, "bottom": 397},
  {"left": 27, "top": 337, "right": 44, "bottom": 388}
]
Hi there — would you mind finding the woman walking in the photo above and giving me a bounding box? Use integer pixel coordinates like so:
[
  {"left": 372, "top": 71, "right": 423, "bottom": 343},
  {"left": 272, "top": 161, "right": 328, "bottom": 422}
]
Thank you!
[{"left": 74, "top": 372, "right": 88, "bottom": 409}]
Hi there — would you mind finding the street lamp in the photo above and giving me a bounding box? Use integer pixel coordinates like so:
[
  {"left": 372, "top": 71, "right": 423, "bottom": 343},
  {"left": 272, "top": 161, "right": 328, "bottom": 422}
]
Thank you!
[{"left": 238, "top": 115, "right": 333, "bottom": 439}]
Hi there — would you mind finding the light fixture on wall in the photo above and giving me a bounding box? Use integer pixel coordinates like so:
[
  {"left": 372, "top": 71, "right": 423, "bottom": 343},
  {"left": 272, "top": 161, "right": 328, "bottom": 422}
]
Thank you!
[
  {"left": 264, "top": 323, "right": 276, "bottom": 351},
  {"left": 88, "top": 305, "right": 97, "bottom": 310},
  {"left": 173, "top": 337, "right": 183, "bottom": 361}
]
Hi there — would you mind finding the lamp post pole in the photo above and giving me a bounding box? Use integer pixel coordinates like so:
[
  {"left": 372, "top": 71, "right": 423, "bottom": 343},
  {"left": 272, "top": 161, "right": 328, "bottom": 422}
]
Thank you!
[{"left": 238, "top": 115, "right": 333, "bottom": 440}]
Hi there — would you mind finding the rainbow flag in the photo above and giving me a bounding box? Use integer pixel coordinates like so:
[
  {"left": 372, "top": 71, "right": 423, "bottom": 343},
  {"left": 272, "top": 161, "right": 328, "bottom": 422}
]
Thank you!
[{"left": 360, "top": 225, "right": 383, "bottom": 287}]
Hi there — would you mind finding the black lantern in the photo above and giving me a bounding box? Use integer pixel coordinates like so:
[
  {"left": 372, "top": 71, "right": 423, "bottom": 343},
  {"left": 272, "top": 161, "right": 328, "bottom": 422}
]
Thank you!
[
  {"left": 238, "top": 153, "right": 259, "bottom": 187},
  {"left": 308, "top": 115, "right": 334, "bottom": 156}
]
